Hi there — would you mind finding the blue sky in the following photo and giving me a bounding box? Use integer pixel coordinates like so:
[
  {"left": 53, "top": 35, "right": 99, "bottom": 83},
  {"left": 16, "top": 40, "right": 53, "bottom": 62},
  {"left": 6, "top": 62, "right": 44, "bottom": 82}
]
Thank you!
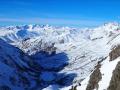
[{"left": 0, "top": 0, "right": 120, "bottom": 27}]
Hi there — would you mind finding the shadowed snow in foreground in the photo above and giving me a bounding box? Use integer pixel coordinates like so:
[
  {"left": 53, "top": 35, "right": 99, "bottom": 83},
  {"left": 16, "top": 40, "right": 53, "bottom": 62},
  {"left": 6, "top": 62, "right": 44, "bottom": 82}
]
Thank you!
[{"left": 0, "top": 38, "right": 76, "bottom": 90}]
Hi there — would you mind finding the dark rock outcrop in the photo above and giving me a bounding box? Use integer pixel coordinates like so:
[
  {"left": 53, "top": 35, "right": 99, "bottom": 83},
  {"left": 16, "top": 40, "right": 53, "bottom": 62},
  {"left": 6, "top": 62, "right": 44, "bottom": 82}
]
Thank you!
[
  {"left": 86, "top": 63, "right": 102, "bottom": 90},
  {"left": 69, "top": 85, "right": 77, "bottom": 90},
  {"left": 107, "top": 61, "right": 120, "bottom": 90},
  {"left": 109, "top": 45, "right": 120, "bottom": 61}
]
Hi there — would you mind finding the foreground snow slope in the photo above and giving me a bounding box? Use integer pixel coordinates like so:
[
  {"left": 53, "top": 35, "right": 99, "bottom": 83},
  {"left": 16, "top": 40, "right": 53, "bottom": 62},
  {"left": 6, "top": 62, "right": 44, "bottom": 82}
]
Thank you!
[
  {"left": 76, "top": 57, "right": 120, "bottom": 90},
  {"left": 0, "top": 38, "right": 35, "bottom": 90},
  {"left": 0, "top": 38, "right": 76, "bottom": 90},
  {"left": 76, "top": 44, "right": 120, "bottom": 90}
]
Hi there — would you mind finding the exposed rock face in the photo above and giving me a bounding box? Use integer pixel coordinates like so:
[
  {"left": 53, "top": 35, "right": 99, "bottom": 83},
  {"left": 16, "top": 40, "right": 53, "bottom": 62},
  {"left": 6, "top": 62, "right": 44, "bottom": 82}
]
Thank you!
[
  {"left": 86, "top": 63, "right": 102, "bottom": 90},
  {"left": 107, "top": 61, "right": 120, "bottom": 90},
  {"left": 59, "top": 39, "right": 64, "bottom": 44},
  {"left": 69, "top": 85, "right": 77, "bottom": 90},
  {"left": 109, "top": 45, "right": 120, "bottom": 61},
  {"left": 19, "top": 39, "right": 57, "bottom": 56}
]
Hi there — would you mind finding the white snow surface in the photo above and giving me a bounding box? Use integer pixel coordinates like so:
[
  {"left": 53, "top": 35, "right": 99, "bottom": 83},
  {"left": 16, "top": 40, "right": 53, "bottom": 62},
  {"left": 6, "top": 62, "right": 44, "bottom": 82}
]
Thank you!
[{"left": 98, "top": 57, "right": 120, "bottom": 90}]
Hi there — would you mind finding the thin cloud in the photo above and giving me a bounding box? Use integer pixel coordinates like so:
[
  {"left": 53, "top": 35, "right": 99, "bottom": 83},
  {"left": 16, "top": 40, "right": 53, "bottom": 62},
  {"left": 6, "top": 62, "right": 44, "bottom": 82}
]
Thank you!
[{"left": 0, "top": 17, "right": 104, "bottom": 27}]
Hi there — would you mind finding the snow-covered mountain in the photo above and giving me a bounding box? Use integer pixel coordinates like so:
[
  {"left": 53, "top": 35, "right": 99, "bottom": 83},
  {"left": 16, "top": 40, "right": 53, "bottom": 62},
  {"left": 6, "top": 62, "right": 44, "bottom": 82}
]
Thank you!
[
  {"left": 1, "top": 22, "right": 120, "bottom": 90},
  {"left": 0, "top": 37, "right": 77, "bottom": 90},
  {"left": 0, "top": 38, "right": 39, "bottom": 90}
]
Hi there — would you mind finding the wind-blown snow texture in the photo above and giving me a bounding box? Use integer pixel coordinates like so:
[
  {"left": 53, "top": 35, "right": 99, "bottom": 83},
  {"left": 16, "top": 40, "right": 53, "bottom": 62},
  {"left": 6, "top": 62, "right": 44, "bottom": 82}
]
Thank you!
[{"left": 1, "top": 22, "right": 120, "bottom": 90}]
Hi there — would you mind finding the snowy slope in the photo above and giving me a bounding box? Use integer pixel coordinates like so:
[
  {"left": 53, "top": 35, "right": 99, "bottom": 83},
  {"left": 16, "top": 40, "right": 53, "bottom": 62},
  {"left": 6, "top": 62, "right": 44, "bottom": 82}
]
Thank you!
[
  {"left": 76, "top": 57, "right": 120, "bottom": 90},
  {"left": 0, "top": 38, "right": 76, "bottom": 90},
  {"left": 0, "top": 38, "right": 34, "bottom": 90}
]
